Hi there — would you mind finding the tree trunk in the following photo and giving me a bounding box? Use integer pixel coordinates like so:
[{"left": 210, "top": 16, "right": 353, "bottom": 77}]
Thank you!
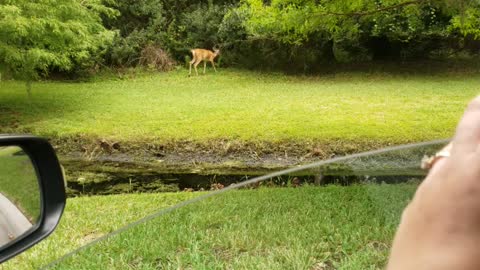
[{"left": 26, "top": 80, "right": 32, "bottom": 99}]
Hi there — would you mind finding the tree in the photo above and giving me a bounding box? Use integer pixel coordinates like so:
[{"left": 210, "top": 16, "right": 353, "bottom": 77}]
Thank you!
[
  {"left": 0, "top": 0, "right": 117, "bottom": 96},
  {"left": 237, "top": 0, "right": 480, "bottom": 62}
]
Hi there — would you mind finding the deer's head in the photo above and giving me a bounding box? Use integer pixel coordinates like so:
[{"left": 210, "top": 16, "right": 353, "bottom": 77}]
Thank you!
[{"left": 213, "top": 46, "right": 220, "bottom": 56}]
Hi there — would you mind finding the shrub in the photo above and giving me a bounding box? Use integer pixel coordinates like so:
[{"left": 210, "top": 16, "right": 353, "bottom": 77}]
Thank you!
[{"left": 139, "top": 45, "right": 176, "bottom": 71}]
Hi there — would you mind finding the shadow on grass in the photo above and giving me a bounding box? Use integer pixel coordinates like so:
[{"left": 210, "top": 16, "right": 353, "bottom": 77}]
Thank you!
[
  {"left": 0, "top": 82, "right": 99, "bottom": 134},
  {"left": 309, "top": 59, "right": 480, "bottom": 76},
  {"left": 36, "top": 59, "right": 480, "bottom": 82}
]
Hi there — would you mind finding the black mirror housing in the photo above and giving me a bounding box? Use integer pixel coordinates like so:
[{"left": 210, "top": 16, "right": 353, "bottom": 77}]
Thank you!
[{"left": 0, "top": 135, "right": 66, "bottom": 263}]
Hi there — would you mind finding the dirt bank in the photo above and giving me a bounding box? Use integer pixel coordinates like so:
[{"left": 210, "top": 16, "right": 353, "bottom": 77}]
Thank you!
[
  {"left": 52, "top": 135, "right": 402, "bottom": 172},
  {"left": 47, "top": 135, "right": 420, "bottom": 196}
]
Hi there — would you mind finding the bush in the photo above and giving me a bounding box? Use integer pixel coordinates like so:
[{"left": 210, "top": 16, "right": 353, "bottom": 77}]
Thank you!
[
  {"left": 103, "top": 0, "right": 233, "bottom": 67},
  {"left": 106, "top": 30, "right": 149, "bottom": 67},
  {"left": 139, "top": 45, "right": 176, "bottom": 71},
  {"left": 87, "top": 0, "right": 480, "bottom": 74}
]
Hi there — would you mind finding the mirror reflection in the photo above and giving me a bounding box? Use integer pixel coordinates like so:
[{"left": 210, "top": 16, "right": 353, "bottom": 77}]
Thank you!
[{"left": 0, "top": 146, "right": 41, "bottom": 247}]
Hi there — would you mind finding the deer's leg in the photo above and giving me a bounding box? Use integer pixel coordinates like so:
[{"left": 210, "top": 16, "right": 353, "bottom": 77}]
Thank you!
[
  {"left": 203, "top": 61, "right": 207, "bottom": 74},
  {"left": 194, "top": 60, "right": 201, "bottom": 76},
  {"left": 211, "top": 61, "right": 217, "bottom": 72},
  {"left": 189, "top": 54, "right": 196, "bottom": 76}
]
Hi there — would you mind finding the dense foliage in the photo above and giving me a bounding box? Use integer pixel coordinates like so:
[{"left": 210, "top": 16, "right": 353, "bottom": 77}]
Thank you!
[
  {"left": 1, "top": 0, "right": 480, "bottom": 80},
  {"left": 101, "top": 0, "right": 235, "bottom": 67},
  {"left": 238, "top": 0, "right": 480, "bottom": 63},
  {"left": 0, "top": 0, "right": 116, "bottom": 88},
  {"left": 102, "top": 0, "right": 480, "bottom": 72}
]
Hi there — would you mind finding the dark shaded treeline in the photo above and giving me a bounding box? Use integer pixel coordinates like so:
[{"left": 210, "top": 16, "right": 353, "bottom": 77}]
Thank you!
[{"left": 99, "top": 0, "right": 479, "bottom": 73}]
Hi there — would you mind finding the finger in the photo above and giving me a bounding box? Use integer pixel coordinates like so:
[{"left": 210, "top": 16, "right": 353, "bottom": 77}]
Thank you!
[
  {"left": 421, "top": 157, "right": 449, "bottom": 187},
  {"left": 452, "top": 96, "right": 480, "bottom": 155}
]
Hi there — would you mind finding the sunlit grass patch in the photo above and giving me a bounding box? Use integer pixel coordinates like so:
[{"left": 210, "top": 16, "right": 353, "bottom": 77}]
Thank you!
[{"left": 0, "top": 69, "right": 474, "bottom": 145}]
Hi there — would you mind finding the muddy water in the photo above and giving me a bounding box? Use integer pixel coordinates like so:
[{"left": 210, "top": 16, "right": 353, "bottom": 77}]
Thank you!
[{"left": 62, "top": 158, "right": 425, "bottom": 197}]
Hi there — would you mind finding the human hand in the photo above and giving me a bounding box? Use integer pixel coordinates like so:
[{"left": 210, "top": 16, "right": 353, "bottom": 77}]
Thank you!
[{"left": 387, "top": 96, "right": 480, "bottom": 270}]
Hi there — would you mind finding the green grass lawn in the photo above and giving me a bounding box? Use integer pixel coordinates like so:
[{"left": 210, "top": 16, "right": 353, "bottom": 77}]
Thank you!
[
  {"left": 0, "top": 69, "right": 468, "bottom": 269},
  {"left": 2, "top": 184, "right": 415, "bottom": 269},
  {"left": 2, "top": 192, "right": 201, "bottom": 270},
  {"left": 0, "top": 69, "right": 476, "bottom": 144}
]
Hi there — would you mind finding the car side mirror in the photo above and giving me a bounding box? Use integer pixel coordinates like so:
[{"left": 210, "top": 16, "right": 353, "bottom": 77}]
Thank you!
[{"left": 0, "top": 135, "right": 66, "bottom": 263}]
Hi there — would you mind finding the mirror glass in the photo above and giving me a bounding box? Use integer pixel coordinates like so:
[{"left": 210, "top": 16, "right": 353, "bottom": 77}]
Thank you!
[{"left": 0, "top": 146, "right": 41, "bottom": 248}]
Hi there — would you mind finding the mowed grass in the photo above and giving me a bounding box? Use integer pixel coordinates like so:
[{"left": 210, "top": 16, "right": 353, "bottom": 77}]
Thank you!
[
  {"left": 1, "top": 192, "right": 201, "bottom": 270},
  {"left": 0, "top": 69, "right": 468, "bottom": 268},
  {"left": 0, "top": 69, "right": 476, "bottom": 143},
  {"left": 49, "top": 185, "right": 415, "bottom": 270},
  {"left": 2, "top": 184, "right": 416, "bottom": 270}
]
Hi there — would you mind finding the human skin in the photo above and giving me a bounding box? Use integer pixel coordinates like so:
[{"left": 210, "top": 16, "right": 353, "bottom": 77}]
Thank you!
[{"left": 387, "top": 96, "right": 480, "bottom": 270}]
